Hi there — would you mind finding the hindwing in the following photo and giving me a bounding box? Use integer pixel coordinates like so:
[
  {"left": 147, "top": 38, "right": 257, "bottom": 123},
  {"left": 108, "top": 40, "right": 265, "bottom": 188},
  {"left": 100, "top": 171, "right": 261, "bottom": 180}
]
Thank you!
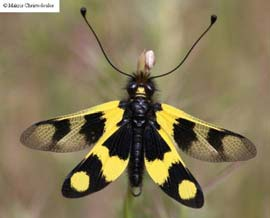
[
  {"left": 144, "top": 123, "right": 204, "bottom": 208},
  {"left": 156, "top": 104, "right": 257, "bottom": 162},
  {"left": 20, "top": 101, "right": 123, "bottom": 152},
  {"left": 62, "top": 123, "right": 132, "bottom": 197}
]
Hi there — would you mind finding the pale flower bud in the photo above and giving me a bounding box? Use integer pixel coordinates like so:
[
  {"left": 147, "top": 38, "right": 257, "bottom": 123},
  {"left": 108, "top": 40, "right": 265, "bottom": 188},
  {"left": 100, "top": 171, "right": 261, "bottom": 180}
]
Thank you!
[{"left": 145, "top": 50, "right": 155, "bottom": 71}]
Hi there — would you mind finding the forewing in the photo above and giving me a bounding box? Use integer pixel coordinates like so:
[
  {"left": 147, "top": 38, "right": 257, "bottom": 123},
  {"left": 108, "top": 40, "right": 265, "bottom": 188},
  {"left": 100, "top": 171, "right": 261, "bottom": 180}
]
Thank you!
[
  {"left": 144, "top": 123, "right": 204, "bottom": 208},
  {"left": 62, "top": 123, "right": 132, "bottom": 197},
  {"left": 156, "top": 104, "right": 257, "bottom": 162},
  {"left": 20, "top": 101, "right": 124, "bottom": 152}
]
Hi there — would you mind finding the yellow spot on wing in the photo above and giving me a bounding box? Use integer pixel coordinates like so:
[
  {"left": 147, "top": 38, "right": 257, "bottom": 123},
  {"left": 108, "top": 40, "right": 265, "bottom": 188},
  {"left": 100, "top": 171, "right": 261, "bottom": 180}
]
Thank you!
[
  {"left": 178, "top": 180, "right": 197, "bottom": 200},
  {"left": 70, "top": 171, "right": 90, "bottom": 192}
]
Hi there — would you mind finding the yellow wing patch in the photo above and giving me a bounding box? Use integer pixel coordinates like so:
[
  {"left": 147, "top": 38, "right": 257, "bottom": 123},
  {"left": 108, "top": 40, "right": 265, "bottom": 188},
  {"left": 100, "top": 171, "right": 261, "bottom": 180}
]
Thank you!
[
  {"left": 145, "top": 151, "right": 178, "bottom": 185},
  {"left": 89, "top": 142, "right": 128, "bottom": 181},
  {"left": 55, "top": 101, "right": 122, "bottom": 120}
]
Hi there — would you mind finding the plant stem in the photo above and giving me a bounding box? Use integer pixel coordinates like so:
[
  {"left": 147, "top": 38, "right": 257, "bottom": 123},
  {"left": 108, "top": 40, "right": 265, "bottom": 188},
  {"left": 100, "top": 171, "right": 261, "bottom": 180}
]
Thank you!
[{"left": 123, "top": 187, "right": 134, "bottom": 218}]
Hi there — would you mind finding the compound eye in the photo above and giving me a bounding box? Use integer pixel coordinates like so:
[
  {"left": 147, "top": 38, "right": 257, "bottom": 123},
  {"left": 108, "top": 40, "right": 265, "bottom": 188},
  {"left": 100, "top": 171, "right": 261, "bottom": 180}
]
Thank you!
[
  {"left": 127, "top": 82, "right": 138, "bottom": 95},
  {"left": 145, "top": 83, "right": 154, "bottom": 96}
]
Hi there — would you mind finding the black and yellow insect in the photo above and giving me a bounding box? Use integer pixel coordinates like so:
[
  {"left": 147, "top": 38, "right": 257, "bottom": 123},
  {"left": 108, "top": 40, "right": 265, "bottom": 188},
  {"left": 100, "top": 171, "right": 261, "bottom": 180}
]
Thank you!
[{"left": 20, "top": 8, "right": 256, "bottom": 208}]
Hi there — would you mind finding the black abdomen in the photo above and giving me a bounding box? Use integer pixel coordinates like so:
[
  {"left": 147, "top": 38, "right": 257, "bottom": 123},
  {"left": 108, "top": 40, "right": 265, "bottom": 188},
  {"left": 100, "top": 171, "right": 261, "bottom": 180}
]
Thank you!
[
  {"left": 128, "top": 97, "right": 149, "bottom": 196},
  {"left": 128, "top": 127, "right": 144, "bottom": 195}
]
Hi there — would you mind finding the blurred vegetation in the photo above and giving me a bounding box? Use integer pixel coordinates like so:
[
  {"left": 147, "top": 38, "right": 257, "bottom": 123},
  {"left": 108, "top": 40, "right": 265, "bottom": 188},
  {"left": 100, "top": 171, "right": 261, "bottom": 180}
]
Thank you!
[{"left": 0, "top": 0, "right": 269, "bottom": 217}]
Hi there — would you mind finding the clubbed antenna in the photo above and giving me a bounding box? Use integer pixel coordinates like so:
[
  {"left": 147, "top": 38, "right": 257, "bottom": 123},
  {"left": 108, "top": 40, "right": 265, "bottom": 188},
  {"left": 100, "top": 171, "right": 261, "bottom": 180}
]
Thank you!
[
  {"left": 150, "top": 15, "right": 217, "bottom": 79},
  {"left": 80, "top": 7, "right": 133, "bottom": 78}
]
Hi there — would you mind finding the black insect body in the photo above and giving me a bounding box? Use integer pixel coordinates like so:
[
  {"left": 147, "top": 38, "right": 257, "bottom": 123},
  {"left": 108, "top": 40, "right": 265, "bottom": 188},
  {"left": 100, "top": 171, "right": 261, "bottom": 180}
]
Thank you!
[{"left": 119, "top": 74, "right": 161, "bottom": 194}]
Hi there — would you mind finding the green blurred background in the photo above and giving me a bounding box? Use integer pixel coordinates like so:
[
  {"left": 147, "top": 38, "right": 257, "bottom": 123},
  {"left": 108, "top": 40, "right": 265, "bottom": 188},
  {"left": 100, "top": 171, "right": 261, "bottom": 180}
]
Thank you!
[{"left": 0, "top": 0, "right": 269, "bottom": 217}]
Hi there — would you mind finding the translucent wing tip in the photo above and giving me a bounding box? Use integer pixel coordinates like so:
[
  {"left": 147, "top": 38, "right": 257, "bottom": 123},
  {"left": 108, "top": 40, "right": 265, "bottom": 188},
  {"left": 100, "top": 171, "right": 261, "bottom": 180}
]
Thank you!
[
  {"left": 241, "top": 137, "right": 257, "bottom": 160},
  {"left": 20, "top": 124, "right": 37, "bottom": 147}
]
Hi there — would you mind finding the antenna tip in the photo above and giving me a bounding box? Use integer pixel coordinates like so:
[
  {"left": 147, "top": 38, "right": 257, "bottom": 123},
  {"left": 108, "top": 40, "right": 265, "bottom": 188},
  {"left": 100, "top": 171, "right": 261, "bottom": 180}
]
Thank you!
[
  {"left": 210, "top": 15, "right": 217, "bottom": 24},
  {"left": 80, "top": 7, "right": 87, "bottom": 17}
]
